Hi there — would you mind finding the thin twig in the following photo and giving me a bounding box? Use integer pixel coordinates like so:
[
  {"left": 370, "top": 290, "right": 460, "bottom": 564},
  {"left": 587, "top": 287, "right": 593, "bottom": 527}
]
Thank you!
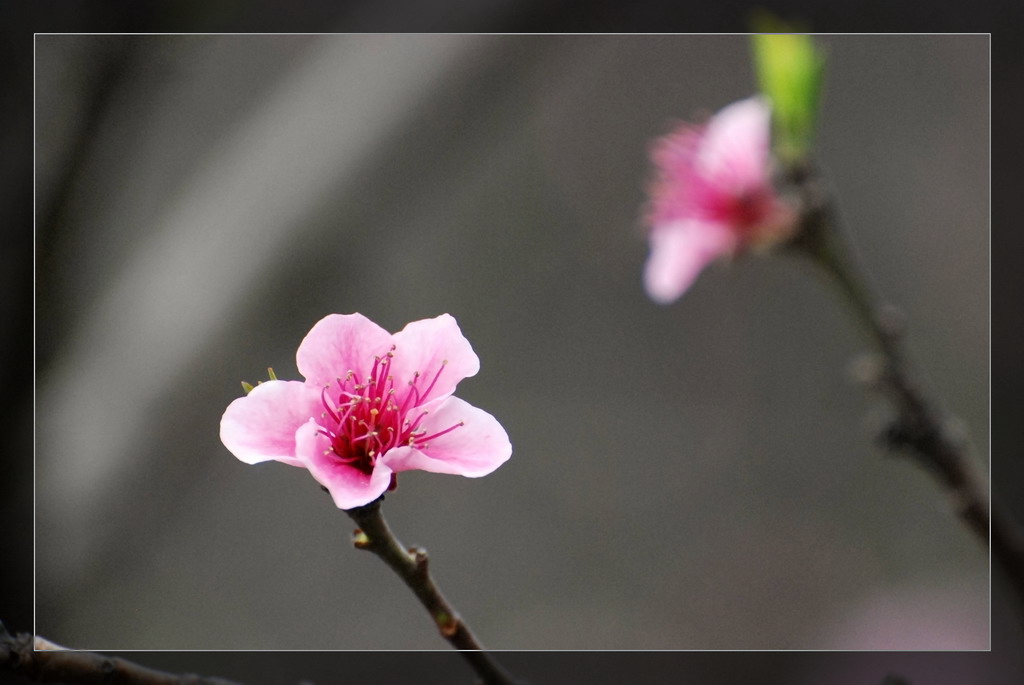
[
  {"left": 0, "top": 622, "right": 244, "bottom": 685},
  {"left": 785, "top": 167, "right": 1024, "bottom": 608},
  {"left": 345, "top": 498, "right": 520, "bottom": 685}
]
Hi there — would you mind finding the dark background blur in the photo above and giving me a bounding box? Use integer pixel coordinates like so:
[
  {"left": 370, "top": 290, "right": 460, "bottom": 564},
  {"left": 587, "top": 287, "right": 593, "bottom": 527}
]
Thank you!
[
  {"left": 32, "top": 32, "right": 992, "bottom": 652},
  {"left": 6, "top": 1, "right": 1024, "bottom": 684}
]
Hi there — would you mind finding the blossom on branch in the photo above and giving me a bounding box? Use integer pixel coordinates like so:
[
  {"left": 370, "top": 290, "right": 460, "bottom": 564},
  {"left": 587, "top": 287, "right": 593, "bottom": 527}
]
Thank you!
[
  {"left": 643, "top": 96, "right": 796, "bottom": 304},
  {"left": 220, "top": 313, "right": 511, "bottom": 509}
]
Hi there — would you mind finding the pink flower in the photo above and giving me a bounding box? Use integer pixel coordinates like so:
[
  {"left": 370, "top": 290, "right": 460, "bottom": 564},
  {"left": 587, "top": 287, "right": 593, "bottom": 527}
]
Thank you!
[
  {"left": 643, "top": 96, "right": 795, "bottom": 303},
  {"left": 220, "top": 313, "right": 511, "bottom": 509}
]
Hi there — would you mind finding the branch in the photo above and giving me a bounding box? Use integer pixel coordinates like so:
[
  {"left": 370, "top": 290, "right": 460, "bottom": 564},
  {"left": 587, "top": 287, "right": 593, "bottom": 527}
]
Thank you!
[
  {"left": 0, "top": 622, "right": 245, "bottom": 685},
  {"left": 345, "top": 498, "right": 520, "bottom": 685},
  {"left": 785, "top": 166, "right": 1024, "bottom": 609}
]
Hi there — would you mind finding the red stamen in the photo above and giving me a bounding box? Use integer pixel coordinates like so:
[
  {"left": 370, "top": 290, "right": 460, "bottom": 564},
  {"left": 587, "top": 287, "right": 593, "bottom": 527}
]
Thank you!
[
  {"left": 316, "top": 348, "right": 463, "bottom": 474},
  {"left": 416, "top": 420, "right": 464, "bottom": 445},
  {"left": 419, "top": 361, "right": 448, "bottom": 403}
]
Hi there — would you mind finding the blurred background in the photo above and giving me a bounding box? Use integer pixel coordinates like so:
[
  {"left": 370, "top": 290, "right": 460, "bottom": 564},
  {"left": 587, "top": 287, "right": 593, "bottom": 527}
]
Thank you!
[{"left": 31, "top": 33, "right": 993, "bottom": 654}]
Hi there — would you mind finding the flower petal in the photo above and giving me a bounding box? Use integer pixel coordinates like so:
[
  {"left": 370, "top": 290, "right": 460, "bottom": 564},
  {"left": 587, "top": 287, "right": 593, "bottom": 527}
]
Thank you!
[
  {"left": 294, "top": 420, "right": 394, "bottom": 509},
  {"left": 388, "top": 314, "right": 480, "bottom": 405},
  {"left": 382, "top": 396, "right": 511, "bottom": 477},
  {"left": 644, "top": 219, "right": 736, "bottom": 304},
  {"left": 220, "top": 380, "right": 319, "bottom": 466},
  {"left": 647, "top": 124, "right": 705, "bottom": 227},
  {"left": 696, "top": 96, "right": 772, "bottom": 193},
  {"left": 296, "top": 313, "right": 395, "bottom": 388}
]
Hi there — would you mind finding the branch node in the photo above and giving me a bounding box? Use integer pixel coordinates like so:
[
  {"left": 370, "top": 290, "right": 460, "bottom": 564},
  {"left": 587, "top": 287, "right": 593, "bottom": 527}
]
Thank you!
[
  {"left": 434, "top": 611, "right": 460, "bottom": 637},
  {"left": 875, "top": 303, "right": 906, "bottom": 341},
  {"left": 847, "top": 352, "right": 885, "bottom": 388},
  {"left": 409, "top": 546, "right": 429, "bottom": 576},
  {"left": 352, "top": 528, "right": 371, "bottom": 549}
]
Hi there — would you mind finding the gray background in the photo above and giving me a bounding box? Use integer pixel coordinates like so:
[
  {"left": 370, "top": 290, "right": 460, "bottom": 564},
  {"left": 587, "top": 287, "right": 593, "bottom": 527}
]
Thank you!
[{"left": 35, "top": 34, "right": 989, "bottom": 650}]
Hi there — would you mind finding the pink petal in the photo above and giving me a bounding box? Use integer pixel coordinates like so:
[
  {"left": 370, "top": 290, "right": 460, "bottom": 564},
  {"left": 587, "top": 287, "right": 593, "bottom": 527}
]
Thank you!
[
  {"left": 382, "top": 396, "right": 511, "bottom": 477},
  {"left": 220, "top": 380, "right": 320, "bottom": 466},
  {"left": 294, "top": 420, "right": 394, "bottom": 509},
  {"left": 388, "top": 314, "right": 480, "bottom": 405},
  {"left": 647, "top": 125, "right": 705, "bottom": 227},
  {"left": 696, "top": 96, "right": 771, "bottom": 194},
  {"left": 296, "top": 313, "right": 395, "bottom": 388},
  {"left": 644, "top": 220, "right": 735, "bottom": 304}
]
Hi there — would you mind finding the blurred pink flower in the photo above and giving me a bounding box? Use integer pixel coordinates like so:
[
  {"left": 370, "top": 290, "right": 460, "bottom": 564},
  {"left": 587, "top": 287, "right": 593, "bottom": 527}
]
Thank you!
[
  {"left": 220, "top": 313, "right": 511, "bottom": 509},
  {"left": 643, "top": 96, "right": 795, "bottom": 303}
]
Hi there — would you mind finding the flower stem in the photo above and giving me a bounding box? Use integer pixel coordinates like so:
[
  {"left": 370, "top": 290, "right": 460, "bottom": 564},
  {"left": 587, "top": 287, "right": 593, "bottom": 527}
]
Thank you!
[
  {"left": 786, "top": 168, "right": 1024, "bottom": 607},
  {"left": 345, "top": 499, "right": 519, "bottom": 685}
]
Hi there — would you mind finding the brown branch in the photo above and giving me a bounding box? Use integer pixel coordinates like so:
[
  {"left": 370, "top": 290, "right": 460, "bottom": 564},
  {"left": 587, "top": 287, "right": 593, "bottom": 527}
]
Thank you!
[
  {"left": 0, "top": 622, "right": 244, "bottom": 685},
  {"left": 785, "top": 167, "right": 1024, "bottom": 610},
  {"left": 345, "top": 499, "right": 520, "bottom": 685}
]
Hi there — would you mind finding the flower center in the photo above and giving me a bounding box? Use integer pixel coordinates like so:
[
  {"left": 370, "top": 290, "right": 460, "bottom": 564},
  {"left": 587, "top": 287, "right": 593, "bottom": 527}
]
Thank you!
[
  {"left": 729, "top": 188, "right": 772, "bottom": 228},
  {"left": 316, "top": 346, "right": 464, "bottom": 474}
]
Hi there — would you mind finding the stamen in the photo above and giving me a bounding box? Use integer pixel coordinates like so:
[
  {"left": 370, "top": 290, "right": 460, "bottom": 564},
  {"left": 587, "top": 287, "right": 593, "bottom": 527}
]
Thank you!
[
  {"left": 321, "top": 386, "right": 340, "bottom": 423},
  {"left": 318, "top": 346, "right": 458, "bottom": 473},
  {"left": 419, "top": 360, "right": 448, "bottom": 402},
  {"left": 399, "top": 383, "right": 418, "bottom": 414},
  {"left": 405, "top": 410, "right": 429, "bottom": 436},
  {"left": 417, "top": 420, "right": 464, "bottom": 444},
  {"left": 337, "top": 400, "right": 358, "bottom": 426},
  {"left": 352, "top": 428, "right": 378, "bottom": 443},
  {"left": 405, "top": 371, "right": 423, "bottom": 407},
  {"left": 372, "top": 349, "right": 395, "bottom": 398}
]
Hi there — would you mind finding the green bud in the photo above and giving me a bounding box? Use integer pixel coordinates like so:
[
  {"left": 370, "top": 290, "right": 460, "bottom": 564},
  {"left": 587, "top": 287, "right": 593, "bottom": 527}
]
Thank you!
[
  {"left": 241, "top": 368, "right": 278, "bottom": 394},
  {"left": 750, "top": 12, "right": 826, "bottom": 166}
]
